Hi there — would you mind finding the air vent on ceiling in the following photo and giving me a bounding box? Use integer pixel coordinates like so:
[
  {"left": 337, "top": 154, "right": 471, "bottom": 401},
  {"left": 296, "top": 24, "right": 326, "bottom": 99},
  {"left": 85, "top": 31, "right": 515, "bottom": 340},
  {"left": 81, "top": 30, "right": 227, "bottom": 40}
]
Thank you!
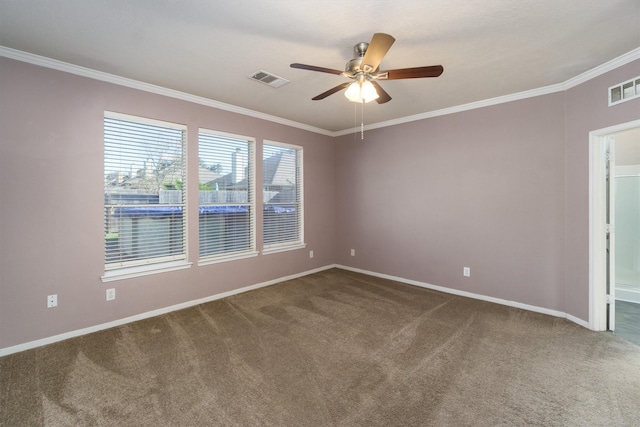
[{"left": 249, "top": 70, "right": 289, "bottom": 88}]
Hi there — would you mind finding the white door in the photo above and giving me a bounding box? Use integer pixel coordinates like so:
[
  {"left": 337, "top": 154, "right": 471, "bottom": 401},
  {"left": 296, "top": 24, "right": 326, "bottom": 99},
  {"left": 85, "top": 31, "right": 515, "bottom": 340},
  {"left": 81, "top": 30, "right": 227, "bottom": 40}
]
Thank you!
[{"left": 605, "top": 136, "right": 616, "bottom": 331}]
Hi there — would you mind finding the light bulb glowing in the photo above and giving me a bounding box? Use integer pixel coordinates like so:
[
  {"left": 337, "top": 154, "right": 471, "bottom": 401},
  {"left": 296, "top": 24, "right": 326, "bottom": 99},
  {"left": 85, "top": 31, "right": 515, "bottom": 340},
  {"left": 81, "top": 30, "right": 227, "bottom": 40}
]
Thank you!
[
  {"left": 360, "top": 80, "right": 379, "bottom": 102},
  {"left": 345, "top": 80, "right": 379, "bottom": 103},
  {"left": 344, "top": 82, "right": 362, "bottom": 102}
]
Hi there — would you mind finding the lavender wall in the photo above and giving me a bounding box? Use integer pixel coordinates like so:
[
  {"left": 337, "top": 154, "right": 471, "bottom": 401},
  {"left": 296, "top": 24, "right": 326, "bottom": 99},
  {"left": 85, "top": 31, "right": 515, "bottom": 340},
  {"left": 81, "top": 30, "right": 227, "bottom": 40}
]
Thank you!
[
  {"left": 0, "top": 58, "right": 336, "bottom": 350},
  {"left": 335, "top": 59, "right": 640, "bottom": 322},
  {"left": 564, "top": 59, "right": 640, "bottom": 320},
  {"left": 335, "top": 95, "right": 567, "bottom": 311}
]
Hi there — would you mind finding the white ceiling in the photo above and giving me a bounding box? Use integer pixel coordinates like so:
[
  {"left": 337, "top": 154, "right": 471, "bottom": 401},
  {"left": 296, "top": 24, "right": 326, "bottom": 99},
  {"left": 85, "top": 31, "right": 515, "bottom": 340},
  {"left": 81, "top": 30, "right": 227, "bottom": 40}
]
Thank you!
[{"left": 1, "top": 1, "right": 639, "bottom": 133}]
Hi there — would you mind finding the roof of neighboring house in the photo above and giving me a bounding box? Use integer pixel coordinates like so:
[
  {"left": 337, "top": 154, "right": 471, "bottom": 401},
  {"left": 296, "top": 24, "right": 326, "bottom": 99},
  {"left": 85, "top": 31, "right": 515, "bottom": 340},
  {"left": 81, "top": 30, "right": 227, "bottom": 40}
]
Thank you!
[{"left": 204, "top": 151, "right": 296, "bottom": 190}]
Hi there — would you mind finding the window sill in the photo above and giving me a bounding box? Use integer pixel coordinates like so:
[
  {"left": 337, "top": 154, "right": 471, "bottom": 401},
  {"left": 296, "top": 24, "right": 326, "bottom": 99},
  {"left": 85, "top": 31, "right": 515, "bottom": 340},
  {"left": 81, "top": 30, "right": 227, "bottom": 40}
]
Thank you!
[
  {"left": 262, "top": 242, "right": 306, "bottom": 255},
  {"left": 197, "top": 250, "right": 259, "bottom": 266},
  {"left": 101, "top": 260, "right": 192, "bottom": 282}
]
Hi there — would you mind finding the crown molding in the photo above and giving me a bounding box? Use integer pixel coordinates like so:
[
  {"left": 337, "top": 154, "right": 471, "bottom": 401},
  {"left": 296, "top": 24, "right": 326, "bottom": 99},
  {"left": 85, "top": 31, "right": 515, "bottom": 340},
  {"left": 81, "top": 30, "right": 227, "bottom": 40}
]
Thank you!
[
  {"left": 0, "top": 46, "right": 333, "bottom": 137},
  {"left": 335, "top": 47, "right": 640, "bottom": 136},
  {"left": 562, "top": 46, "right": 640, "bottom": 90},
  {"left": 2, "top": 45, "right": 638, "bottom": 138},
  {"left": 333, "top": 83, "right": 565, "bottom": 136}
]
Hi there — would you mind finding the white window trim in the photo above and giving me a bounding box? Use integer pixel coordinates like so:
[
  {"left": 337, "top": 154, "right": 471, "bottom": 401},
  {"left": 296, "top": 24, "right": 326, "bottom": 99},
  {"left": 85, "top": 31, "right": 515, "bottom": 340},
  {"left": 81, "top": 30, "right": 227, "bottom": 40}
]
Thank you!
[
  {"left": 103, "top": 111, "right": 189, "bottom": 277},
  {"left": 101, "top": 260, "right": 192, "bottom": 282},
  {"left": 262, "top": 242, "right": 307, "bottom": 255},
  {"left": 198, "top": 250, "right": 260, "bottom": 266},
  {"left": 262, "top": 140, "right": 305, "bottom": 252},
  {"left": 105, "top": 111, "right": 188, "bottom": 130}
]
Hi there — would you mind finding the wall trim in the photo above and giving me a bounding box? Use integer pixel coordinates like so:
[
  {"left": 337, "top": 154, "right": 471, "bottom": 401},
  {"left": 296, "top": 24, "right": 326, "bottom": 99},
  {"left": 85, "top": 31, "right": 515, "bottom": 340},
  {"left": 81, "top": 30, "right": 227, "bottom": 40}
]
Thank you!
[
  {"left": 0, "top": 263, "right": 594, "bottom": 356},
  {"left": 336, "top": 264, "right": 591, "bottom": 329},
  {"left": 0, "top": 264, "right": 337, "bottom": 357},
  {"left": 1, "top": 45, "right": 638, "bottom": 138},
  {"left": 333, "top": 83, "right": 565, "bottom": 135},
  {"left": 564, "top": 47, "right": 640, "bottom": 90},
  {"left": 0, "top": 46, "right": 333, "bottom": 137},
  {"left": 335, "top": 46, "right": 640, "bottom": 136}
]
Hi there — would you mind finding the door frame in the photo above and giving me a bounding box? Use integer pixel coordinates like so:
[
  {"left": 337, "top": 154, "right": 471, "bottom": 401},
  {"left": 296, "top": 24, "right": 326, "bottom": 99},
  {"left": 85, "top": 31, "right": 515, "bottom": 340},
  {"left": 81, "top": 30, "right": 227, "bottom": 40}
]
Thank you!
[{"left": 589, "top": 119, "right": 640, "bottom": 331}]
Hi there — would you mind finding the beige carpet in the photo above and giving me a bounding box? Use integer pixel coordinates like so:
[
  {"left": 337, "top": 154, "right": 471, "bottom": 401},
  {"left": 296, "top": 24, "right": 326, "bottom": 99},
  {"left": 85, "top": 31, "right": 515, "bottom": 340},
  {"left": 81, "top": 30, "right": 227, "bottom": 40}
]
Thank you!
[{"left": 1, "top": 268, "right": 639, "bottom": 426}]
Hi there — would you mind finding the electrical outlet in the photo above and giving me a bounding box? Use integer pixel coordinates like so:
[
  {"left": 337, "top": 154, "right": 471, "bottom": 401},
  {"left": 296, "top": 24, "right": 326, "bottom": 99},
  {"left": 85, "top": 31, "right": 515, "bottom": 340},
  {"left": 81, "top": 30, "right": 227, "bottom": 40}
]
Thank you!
[
  {"left": 106, "top": 288, "right": 116, "bottom": 301},
  {"left": 463, "top": 267, "right": 471, "bottom": 277},
  {"left": 47, "top": 294, "right": 57, "bottom": 308},
  {"left": 309, "top": 250, "right": 314, "bottom": 258},
  {"left": 351, "top": 249, "right": 356, "bottom": 256}
]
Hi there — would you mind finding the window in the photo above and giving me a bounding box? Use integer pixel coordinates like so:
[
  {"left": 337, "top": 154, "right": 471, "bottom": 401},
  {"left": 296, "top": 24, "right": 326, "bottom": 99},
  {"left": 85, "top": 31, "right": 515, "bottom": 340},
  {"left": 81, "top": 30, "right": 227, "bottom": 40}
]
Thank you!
[
  {"left": 609, "top": 75, "right": 640, "bottom": 106},
  {"left": 198, "top": 130, "right": 257, "bottom": 263},
  {"left": 263, "top": 141, "right": 304, "bottom": 253},
  {"left": 103, "top": 112, "right": 188, "bottom": 281}
]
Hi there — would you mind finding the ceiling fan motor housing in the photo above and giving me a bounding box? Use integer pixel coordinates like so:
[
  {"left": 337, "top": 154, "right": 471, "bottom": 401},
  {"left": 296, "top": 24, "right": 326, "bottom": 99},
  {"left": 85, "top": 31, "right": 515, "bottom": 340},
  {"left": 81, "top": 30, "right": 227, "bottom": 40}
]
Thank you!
[{"left": 345, "top": 42, "right": 371, "bottom": 73}]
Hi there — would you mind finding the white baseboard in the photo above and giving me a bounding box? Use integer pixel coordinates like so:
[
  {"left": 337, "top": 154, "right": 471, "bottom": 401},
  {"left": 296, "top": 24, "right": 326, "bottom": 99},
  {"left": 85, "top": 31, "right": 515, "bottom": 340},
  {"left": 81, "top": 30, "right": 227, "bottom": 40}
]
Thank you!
[
  {"left": 0, "top": 264, "right": 337, "bottom": 357},
  {"left": 1, "top": 264, "right": 592, "bottom": 356},
  {"left": 336, "top": 265, "right": 590, "bottom": 329},
  {"left": 616, "top": 285, "right": 640, "bottom": 304}
]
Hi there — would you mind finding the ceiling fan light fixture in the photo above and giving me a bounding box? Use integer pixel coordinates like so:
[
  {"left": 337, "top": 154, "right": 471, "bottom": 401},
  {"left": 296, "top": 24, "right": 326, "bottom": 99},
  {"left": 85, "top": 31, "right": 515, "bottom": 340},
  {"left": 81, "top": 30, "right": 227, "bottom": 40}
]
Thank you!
[
  {"left": 345, "top": 80, "right": 379, "bottom": 103},
  {"left": 291, "top": 33, "right": 442, "bottom": 104}
]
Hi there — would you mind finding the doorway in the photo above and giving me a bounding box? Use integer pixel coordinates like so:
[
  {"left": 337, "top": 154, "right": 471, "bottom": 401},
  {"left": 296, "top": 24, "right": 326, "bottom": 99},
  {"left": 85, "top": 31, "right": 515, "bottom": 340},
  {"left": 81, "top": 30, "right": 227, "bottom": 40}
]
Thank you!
[
  {"left": 589, "top": 120, "right": 640, "bottom": 346},
  {"left": 614, "top": 132, "right": 640, "bottom": 345}
]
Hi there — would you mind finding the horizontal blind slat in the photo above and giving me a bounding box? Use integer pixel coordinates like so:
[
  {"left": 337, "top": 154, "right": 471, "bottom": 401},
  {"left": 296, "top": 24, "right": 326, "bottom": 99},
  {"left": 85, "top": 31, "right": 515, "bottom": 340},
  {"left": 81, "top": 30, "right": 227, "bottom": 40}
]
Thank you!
[
  {"left": 198, "top": 130, "right": 255, "bottom": 259},
  {"left": 104, "top": 114, "right": 186, "bottom": 269},
  {"left": 263, "top": 142, "right": 303, "bottom": 248}
]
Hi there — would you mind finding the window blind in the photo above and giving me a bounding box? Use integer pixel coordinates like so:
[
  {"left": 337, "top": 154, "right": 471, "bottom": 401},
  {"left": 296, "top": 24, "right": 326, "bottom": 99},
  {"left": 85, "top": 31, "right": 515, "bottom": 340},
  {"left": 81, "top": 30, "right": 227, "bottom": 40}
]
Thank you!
[
  {"left": 198, "top": 130, "right": 255, "bottom": 259},
  {"left": 263, "top": 142, "right": 303, "bottom": 249},
  {"left": 104, "top": 113, "right": 187, "bottom": 270}
]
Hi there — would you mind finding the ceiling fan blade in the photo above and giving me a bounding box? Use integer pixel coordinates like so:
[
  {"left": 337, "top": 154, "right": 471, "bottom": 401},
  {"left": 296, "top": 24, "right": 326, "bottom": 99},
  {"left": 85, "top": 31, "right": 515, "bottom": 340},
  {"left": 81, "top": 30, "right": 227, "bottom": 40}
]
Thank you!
[
  {"left": 311, "top": 82, "right": 352, "bottom": 100},
  {"left": 370, "top": 81, "right": 392, "bottom": 104},
  {"left": 380, "top": 65, "right": 444, "bottom": 80},
  {"left": 360, "top": 33, "right": 395, "bottom": 73},
  {"left": 290, "top": 63, "right": 344, "bottom": 75}
]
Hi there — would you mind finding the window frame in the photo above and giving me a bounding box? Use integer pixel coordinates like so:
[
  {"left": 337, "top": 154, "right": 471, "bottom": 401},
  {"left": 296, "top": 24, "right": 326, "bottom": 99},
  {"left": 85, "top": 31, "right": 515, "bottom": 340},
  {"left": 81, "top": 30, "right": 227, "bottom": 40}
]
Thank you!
[
  {"left": 197, "top": 128, "right": 258, "bottom": 266},
  {"left": 262, "top": 140, "right": 305, "bottom": 255},
  {"left": 101, "top": 111, "right": 191, "bottom": 282}
]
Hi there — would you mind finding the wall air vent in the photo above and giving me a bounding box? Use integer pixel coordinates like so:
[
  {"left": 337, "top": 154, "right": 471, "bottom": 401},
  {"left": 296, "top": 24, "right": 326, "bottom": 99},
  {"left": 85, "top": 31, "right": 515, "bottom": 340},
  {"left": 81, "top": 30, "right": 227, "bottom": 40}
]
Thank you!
[
  {"left": 249, "top": 70, "right": 289, "bottom": 88},
  {"left": 609, "top": 75, "right": 640, "bottom": 106}
]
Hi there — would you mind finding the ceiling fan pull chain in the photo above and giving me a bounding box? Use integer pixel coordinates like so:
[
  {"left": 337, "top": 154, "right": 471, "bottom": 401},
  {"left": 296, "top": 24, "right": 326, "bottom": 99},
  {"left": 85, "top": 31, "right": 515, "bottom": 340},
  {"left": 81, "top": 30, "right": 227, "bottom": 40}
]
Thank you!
[
  {"left": 361, "top": 100, "right": 365, "bottom": 140},
  {"left": 353, "top": 102, "right": 357, "bottom": 140}
]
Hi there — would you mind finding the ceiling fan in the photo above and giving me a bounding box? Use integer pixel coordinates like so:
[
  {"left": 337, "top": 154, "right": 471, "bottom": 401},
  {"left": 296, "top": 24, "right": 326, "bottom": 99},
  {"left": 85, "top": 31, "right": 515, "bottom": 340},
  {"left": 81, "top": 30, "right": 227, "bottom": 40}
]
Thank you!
[{"left": 291, "top": 33, "right": 443, "bottom": 104}]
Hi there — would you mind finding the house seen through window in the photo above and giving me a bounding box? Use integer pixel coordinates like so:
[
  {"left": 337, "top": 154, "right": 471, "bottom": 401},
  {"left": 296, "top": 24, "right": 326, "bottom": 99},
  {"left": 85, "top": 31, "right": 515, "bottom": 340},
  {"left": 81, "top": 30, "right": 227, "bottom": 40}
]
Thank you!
[
  {"left": 198, "top": 130, "right": 256, "bottom": 262},
  {"left": 263, "top": 141, "right": 304, "bottom": 252},
  {"left": 103, "top": 113, "right": 187, "bottom": 274}
]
